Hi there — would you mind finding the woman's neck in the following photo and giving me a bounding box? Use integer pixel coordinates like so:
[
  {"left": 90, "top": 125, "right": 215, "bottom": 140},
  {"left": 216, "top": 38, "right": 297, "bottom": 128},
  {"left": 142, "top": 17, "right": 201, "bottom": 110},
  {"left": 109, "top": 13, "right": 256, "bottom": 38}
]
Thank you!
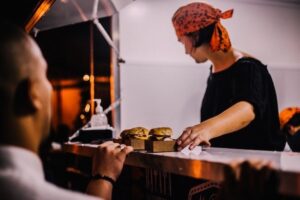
[{"left": 209, "top": 48, "right": 244, "bottom": 73}]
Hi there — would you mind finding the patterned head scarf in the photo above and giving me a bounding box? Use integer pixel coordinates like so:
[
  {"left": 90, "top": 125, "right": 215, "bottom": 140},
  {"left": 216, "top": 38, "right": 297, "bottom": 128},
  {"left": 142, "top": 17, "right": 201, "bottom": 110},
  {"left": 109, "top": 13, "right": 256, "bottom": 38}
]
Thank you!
[
  {"left": 172, "top": 2, "right": 233, "bottom": 52},
  {"left": 279, "top": 107, "right": 300, "bottom": 129}
]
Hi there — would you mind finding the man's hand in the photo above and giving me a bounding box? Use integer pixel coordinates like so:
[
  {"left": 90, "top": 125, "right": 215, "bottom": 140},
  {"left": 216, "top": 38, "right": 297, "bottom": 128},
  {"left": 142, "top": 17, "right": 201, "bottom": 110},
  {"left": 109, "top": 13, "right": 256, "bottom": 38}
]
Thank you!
[
  {"left": 92, "top": 141, "right": 133, "bottom": 181},
  {"left": 87, "top": 141, "right": 133, "bottom": 199}
]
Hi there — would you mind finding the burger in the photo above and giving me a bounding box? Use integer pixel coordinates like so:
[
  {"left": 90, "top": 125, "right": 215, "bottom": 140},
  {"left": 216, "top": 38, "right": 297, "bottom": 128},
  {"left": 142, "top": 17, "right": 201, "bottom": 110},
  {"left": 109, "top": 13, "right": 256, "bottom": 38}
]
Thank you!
[
  {"left": 120, "top": 127, "right": 150, "bottom": 140},
  {"left": 149, "top": 127, "right": 173, "bottom": 141}
]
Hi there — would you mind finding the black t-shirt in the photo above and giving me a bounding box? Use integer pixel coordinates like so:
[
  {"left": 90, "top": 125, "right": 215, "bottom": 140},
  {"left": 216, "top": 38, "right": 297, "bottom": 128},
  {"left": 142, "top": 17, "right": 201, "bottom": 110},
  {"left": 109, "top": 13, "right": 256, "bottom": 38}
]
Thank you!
[{"left": 201, "top": 57, "right": 285, "bottom": 151}]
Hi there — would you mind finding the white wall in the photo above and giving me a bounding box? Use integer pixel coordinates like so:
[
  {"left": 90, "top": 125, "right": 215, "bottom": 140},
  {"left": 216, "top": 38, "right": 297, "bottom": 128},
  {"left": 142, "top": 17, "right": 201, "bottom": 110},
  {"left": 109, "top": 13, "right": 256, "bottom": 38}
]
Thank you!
[{"left": 119, "top": 0, "right": 300, "bottom": 137}]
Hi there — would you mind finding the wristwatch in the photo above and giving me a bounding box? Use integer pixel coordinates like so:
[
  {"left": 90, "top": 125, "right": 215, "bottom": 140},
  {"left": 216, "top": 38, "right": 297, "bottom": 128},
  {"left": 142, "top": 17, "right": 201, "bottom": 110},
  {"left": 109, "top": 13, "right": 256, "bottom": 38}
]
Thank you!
[{"left": 91, "top": 174, "right": 115, "bottom": 186}]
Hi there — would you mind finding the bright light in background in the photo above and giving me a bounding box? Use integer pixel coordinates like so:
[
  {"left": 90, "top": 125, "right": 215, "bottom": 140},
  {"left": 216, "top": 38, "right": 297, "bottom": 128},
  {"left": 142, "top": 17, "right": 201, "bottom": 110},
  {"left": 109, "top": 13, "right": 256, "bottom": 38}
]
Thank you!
[
  {"left": 80, "top": 114, "right": 85, "bottom": 120},
  {"left": 84, "top": 104, "right": 91, "bottom": 113},
  {"left": 83, "top": 74, "right": 90, "bottom": 81}
]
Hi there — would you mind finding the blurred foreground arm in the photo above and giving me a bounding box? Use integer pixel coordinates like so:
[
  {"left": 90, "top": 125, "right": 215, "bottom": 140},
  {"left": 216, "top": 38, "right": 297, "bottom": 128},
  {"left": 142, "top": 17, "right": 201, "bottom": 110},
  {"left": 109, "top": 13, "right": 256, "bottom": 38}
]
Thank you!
[{"left": 217, "top": 160, "right": 280, "bottom": 200}]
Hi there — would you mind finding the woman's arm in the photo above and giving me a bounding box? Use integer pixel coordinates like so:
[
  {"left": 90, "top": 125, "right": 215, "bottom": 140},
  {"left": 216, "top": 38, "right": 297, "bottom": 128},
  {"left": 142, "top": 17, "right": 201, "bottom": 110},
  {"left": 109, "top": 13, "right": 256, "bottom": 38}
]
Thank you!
[{"left": 177, "top": 101, "right": 255, "bottom": 150}]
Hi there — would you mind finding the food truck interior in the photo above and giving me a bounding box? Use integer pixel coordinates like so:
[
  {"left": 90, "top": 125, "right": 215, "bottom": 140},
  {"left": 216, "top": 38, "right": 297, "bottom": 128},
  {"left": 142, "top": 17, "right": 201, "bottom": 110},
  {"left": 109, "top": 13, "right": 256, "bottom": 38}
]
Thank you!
[{"left": 1, "top": 0, "right": 300, "bottom": 199}]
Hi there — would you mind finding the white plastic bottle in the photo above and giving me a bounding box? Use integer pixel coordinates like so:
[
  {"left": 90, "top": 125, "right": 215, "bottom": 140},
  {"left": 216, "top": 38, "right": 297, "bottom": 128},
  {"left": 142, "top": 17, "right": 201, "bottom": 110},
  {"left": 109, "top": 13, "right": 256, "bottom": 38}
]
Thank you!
[{"left": 90, "top": 99, "right": 108, "bottom": 128}]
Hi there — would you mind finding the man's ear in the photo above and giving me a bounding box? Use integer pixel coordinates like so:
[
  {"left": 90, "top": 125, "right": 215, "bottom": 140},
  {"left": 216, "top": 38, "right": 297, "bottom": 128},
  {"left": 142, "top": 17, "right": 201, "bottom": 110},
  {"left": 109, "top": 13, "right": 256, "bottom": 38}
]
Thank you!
[{"left": 13, "top": 79, "right": 40, "bottom": 116}]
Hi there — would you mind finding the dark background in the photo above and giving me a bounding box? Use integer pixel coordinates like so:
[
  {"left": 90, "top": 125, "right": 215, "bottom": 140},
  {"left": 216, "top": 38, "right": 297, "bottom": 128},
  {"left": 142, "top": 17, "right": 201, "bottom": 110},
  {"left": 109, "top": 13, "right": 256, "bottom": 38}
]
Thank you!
[{"left": 1, "top": 0, "right": 113, "bottom": 135}]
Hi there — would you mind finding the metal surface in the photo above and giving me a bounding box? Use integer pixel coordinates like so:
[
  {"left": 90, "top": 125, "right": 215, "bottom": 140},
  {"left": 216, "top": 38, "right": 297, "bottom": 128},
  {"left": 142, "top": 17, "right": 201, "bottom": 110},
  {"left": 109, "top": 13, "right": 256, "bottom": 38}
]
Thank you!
[
  {"left": 110, "top": 13, "right": 121, "bottom": 132},
  {"left": 25, "top": 0, "right": 56, "bottom": 33},
  {"left": 35, "top": 0, "right": 134, "bottom": 31},
  {"left": 63, "top": 143, "right": 300, "bottom": 197}
]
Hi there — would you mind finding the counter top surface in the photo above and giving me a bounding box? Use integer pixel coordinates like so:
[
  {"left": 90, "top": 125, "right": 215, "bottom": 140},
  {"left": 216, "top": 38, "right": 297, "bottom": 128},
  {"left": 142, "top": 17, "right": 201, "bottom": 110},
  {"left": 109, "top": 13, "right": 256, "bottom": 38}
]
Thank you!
[{"left": 63, "top": 142, "right": 300, "bottom": 197}]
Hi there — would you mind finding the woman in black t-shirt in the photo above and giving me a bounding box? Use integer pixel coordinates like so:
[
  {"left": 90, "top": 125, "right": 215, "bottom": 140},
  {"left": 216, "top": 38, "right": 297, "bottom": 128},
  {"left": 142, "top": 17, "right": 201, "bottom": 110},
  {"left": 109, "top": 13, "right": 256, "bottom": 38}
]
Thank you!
[{"left": 172, "top": 2, "right": 285, "bottom": 151}]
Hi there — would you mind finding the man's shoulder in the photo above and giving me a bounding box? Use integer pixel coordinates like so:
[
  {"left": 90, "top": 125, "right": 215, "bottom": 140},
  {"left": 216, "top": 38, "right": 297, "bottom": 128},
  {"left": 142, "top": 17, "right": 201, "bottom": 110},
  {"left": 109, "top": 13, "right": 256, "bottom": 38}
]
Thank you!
[
  {"left": 41, "top": 182, "right": 102, "bottom": 200},
  {"left": 0, "top": 174, "right": 101, "bottom": 200}
]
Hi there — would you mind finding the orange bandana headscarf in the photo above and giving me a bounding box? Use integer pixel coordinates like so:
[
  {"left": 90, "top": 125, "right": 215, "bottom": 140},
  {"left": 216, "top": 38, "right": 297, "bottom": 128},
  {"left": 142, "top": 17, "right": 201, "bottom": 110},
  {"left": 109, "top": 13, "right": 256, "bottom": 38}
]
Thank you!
[
  {"left": 172, "top": 2, "right": 233, "bottom": 52},
  {"left": 279, "top": 107, "right": 300, "bottom": 129}
]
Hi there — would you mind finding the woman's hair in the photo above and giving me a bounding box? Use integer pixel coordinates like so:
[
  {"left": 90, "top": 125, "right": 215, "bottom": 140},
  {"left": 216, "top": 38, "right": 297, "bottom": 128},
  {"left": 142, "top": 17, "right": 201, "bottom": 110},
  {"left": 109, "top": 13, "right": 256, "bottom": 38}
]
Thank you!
[{"left": 186, "top": 23, "right": 216, "bottom": 48}]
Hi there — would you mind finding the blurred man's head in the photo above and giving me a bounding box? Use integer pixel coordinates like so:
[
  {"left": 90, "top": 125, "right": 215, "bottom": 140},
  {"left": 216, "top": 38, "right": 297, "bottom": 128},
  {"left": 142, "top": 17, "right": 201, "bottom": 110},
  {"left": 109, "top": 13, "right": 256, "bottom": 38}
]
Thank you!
[{"left": 0, "top": 21, "right": 52, "bottom": 152}]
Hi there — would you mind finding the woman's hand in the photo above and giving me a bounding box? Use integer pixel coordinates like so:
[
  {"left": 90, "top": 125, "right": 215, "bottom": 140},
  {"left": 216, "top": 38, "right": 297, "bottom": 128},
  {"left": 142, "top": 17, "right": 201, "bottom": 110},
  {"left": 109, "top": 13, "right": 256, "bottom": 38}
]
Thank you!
[{"left": 176, "top": 124, "right": 212, "bottom": 151}]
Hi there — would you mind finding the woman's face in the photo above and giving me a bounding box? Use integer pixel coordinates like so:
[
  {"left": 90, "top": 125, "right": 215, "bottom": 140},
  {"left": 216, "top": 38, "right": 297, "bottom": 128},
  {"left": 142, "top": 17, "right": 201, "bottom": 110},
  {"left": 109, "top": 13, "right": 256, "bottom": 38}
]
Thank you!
[{"left": 178, "top": 35, "right": 208, "bottom": 63}]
